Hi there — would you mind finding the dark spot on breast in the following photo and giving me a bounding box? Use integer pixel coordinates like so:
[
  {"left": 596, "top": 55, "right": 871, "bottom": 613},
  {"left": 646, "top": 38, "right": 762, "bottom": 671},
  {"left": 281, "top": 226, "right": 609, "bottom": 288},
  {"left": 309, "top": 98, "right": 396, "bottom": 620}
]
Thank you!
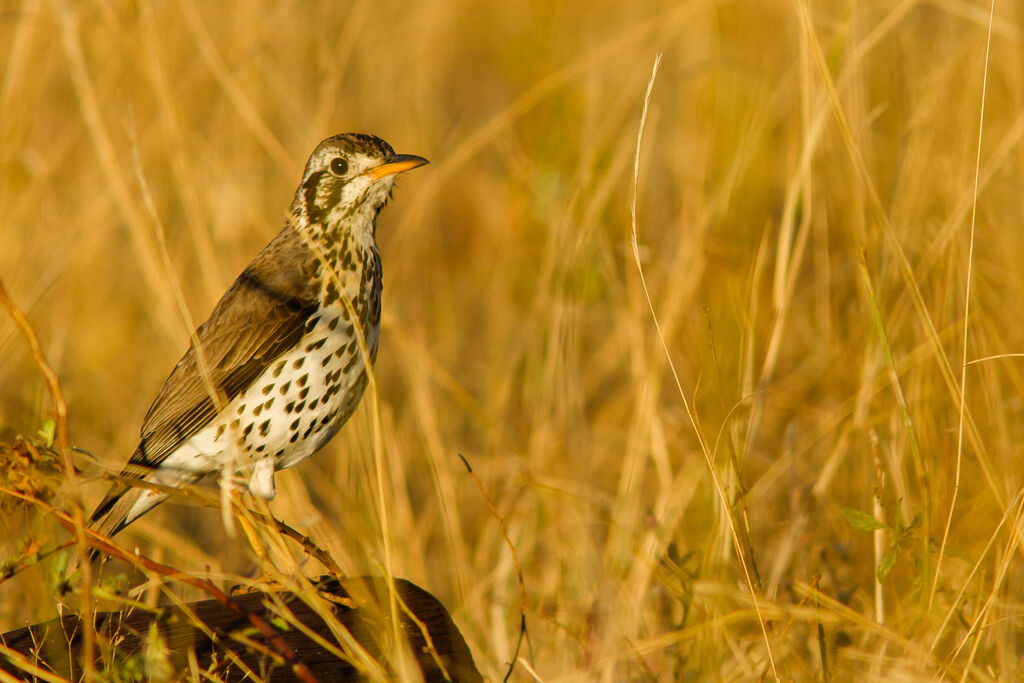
[
  {"left": 273, "top": 361, "right": 286, "bottom": 378},
  {"left": 254, "top": 404, "right": 263, "bottom": 416},
  {"left": 294, "top": 401, "right": 306, "bottom": 412},
  {"left": 264, "top": 398, "right": 274, "bottom": 409},
  {"left": 328, "top": 317, "right": 339, "bottom": 331},
  {"left": 259, "top": 419, "right": 271, "bottom": 436},
  {"left": 255, "top": 445, "right": 266, "bottom": 453},
  {"left": 279, "top": 381, "right": 291, "bottom": 395},
  {"left": 309, "top": 398, "right": 319, "bottom": 410},
  {"left": 290, "top": 418, "right": 300, "bottom": 431},
  {"left": 298, "top": 374, "right": 308, "bottom": 387},
  {"left": 262, "top": 383, "right": 274, "bottom": 395},
  {"left": 305, "top": 338, "right": 326, "bottom": 352},
  {"left": 243, "top": 423, "right": 253, "bottom": 436},
  {"left": 298, "top": 387, "right": 309, "bottom": 400},
  {"left": 285, "top": 402, "right": 295, "bottom": 413},
  {"left": 325, "top": 281, "right": 339, "bottom": 306},
  {"left": 293, "top": 357, "right": 305, "bottom": 369},
  {"left": 304, "top": 316, "right": 321, "bottom": 334}
]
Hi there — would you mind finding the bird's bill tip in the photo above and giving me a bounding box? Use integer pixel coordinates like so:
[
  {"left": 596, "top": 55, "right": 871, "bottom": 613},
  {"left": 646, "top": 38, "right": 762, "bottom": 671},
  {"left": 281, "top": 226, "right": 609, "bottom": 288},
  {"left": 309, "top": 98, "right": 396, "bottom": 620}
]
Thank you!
[{"left": 366, "top": 154, "right": 429, "bottom": 181}]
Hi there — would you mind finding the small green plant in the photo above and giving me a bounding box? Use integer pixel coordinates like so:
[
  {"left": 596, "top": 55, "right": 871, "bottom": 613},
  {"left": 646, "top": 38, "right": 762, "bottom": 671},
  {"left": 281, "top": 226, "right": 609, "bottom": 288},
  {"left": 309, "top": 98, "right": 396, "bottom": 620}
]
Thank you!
[{"left": 842, "top": 508, "right": 923, "bottom": 581}]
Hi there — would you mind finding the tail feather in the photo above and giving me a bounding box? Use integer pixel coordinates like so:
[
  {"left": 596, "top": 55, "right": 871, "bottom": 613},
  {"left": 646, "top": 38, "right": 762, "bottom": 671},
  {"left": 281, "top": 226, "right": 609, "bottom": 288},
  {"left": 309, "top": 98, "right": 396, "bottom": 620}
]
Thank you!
[
  {"left": 89, "top": 481, "right": 131, "bottom": 528},
  {"left": 87, "top": 481, "right": 169, "bottom": 562},
  {"left": 75, "top": 453, "right": 199, "bottom": 569}
]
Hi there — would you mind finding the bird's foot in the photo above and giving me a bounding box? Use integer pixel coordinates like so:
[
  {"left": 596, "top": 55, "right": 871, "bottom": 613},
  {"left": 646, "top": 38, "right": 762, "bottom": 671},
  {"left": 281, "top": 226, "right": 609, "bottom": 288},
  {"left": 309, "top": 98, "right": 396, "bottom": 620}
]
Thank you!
[
  {"left": 247, "top": 457, "right": 277, "bottom": 501},
  {"left": 229, "top": 575, "right": 286, "bottom": 595}
]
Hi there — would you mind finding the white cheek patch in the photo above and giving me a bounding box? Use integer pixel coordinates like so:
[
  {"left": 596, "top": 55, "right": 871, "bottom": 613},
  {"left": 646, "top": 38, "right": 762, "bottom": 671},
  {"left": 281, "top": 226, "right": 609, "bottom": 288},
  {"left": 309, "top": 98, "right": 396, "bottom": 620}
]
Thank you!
[
  {"left": 339, "top": 175, "right": 373, "bottom": 205},
  {"left": 327, "top": 174, "right": 396, "bottom": 231}
]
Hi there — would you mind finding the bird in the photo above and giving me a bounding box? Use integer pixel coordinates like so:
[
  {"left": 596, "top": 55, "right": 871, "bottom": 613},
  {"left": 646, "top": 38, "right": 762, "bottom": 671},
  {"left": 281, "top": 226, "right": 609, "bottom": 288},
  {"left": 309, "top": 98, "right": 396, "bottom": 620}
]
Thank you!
[{"left": 89, "top": 133, "right": 428, "bottom": 547}]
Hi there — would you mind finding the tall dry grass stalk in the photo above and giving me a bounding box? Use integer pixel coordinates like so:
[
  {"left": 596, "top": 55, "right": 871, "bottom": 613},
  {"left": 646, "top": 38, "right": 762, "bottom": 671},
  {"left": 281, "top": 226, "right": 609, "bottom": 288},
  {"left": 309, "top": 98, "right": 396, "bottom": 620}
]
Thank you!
[{"left": 2, "top": 1, "right": 1023, "bottom": 679}]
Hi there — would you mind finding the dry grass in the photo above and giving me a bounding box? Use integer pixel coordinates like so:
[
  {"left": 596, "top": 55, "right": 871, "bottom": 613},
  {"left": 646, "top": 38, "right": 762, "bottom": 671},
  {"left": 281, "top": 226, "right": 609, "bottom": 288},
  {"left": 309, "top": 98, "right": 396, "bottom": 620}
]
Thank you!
[{"left": 2, "top": 0, "right": 1024, "bottom": 679}]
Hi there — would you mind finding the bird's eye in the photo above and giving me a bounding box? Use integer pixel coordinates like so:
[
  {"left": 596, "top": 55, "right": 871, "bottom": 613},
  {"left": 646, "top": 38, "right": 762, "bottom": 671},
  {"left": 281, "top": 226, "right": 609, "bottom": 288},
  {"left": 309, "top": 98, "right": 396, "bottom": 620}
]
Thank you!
[{"left": 329, "top": 157, "right": 349, "bottom": 176}]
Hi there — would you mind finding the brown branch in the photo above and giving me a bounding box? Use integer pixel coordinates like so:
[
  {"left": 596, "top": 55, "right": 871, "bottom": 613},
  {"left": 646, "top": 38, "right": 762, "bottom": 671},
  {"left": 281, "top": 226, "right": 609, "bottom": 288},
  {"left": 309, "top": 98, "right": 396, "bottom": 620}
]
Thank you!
[
  {"left": 457, "top": 453, "right": 528, "bottom": 682},
  {"left": 0, "top": 485, "right": 320, "bottom": 683},
  {"left": 62, "top": 517, "right": 319, "bottom": 683},
  {"left": 0, "top": 487, "right": 481, "bottom": 681},
  {"left": 0, "top": 275, "right": 96, "bottom": 682}
]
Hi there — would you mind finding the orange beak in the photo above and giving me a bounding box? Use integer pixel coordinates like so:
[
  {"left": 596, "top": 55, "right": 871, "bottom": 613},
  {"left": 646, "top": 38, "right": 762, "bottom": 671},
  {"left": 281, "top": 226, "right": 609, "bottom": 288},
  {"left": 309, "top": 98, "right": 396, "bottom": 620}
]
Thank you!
[{"left": 366, "top": 153, "right": 429, "bottom": 181}]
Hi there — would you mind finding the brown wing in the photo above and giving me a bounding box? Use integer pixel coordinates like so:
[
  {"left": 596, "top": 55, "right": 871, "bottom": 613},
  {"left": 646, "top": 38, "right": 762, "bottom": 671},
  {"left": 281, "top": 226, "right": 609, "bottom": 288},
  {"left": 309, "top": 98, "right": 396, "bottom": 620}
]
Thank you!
[
  {"left": 89, "top": 227, "right": 320, "bottom": 536},
  {"left": 134, "top": 226, "right": 321, "bottom": 469}
]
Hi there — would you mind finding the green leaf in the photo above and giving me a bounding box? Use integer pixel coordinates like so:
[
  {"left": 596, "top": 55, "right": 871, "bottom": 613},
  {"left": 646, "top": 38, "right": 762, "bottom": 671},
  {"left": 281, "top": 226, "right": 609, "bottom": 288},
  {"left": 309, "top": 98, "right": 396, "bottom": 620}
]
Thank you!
[
  {"left": 144, "top": 622, "right": 172, "bottom": 683},
  {"left": 36, "top": 418, "right": 56, "bottom": 448},
  {"left": 878, "top": 548, "right": 899, "bottom": 581},
  {"left": 908, "top": 512, "right": 922, "bottom": 531},
  {"left": 841, "top": 508, "right": 886, "bottom": 532},
  {"left": 46, "top": 550, "right": 68, "bottom": 590}
]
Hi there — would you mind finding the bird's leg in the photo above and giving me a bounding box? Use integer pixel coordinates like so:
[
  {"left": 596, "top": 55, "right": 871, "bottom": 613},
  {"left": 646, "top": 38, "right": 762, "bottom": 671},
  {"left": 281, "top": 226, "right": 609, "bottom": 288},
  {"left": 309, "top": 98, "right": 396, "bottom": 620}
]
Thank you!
[{"left": 247, "top": 457, "right": 277, "bottom": 501}]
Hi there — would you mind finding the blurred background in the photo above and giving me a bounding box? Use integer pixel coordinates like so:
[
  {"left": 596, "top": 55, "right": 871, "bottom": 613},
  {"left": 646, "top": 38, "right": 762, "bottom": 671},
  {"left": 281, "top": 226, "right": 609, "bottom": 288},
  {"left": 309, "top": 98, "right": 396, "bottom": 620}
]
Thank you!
[{"left": 2, "top": 0, "right": 1024, "bottom": 679}]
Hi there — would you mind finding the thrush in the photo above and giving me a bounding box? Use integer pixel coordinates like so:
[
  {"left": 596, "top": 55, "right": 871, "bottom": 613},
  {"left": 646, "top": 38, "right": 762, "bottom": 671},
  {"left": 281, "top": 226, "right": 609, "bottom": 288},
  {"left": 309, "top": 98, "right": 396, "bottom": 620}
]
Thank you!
[{"left": 90, "top": 133, "right": 427, "bottom": 544}]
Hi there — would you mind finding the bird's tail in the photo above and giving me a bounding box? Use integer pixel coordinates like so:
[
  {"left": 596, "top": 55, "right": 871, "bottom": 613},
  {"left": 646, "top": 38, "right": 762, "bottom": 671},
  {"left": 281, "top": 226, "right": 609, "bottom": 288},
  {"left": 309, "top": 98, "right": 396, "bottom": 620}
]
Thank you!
[{"left": 85, "top": 476, "right": 169, "bottom": 563}]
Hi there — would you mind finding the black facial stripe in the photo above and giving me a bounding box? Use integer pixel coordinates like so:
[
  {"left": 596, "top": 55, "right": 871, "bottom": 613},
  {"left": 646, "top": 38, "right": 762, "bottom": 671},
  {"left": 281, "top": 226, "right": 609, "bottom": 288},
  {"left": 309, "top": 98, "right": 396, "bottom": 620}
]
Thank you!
[
  {"left": 303, "top": 169, "right": 346, "bottom": 225},
  {"left": 303, "top": 170, "right": 326, "bottom": 224}
]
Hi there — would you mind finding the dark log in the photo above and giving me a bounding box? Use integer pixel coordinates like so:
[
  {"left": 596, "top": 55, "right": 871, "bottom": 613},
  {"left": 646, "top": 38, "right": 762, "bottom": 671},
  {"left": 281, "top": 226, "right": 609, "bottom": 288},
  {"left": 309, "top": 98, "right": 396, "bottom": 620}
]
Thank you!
[{"left": 0, "top": 576, "right": 482, "bottom": 682}]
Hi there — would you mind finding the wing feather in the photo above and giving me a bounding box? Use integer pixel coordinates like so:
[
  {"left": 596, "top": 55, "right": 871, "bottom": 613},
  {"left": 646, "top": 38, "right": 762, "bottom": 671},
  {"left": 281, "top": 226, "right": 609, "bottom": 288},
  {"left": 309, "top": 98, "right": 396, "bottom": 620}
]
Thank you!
[
  {"left": 90, "top": 227, "right": 321, "bottom": 534},
  {"left": 133, "top": 225, "right": 321, "bottom": 470}
]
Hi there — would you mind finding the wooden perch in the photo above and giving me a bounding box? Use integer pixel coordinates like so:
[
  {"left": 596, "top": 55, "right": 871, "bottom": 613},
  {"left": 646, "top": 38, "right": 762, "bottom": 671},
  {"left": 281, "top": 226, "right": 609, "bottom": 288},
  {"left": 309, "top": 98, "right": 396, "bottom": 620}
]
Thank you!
[{"left": 0, "top": 576, "right": 482, "bottom": 682}]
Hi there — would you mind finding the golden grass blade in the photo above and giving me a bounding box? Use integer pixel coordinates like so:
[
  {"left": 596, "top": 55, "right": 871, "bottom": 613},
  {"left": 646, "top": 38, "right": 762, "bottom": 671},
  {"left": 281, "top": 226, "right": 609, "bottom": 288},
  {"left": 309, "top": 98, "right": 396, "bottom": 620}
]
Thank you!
[
  {"left": 932, "top": 0, "right": 996, "bottom": 614},
  {"left": 629, "top": 52, "right": 779, "bottom": 682}
]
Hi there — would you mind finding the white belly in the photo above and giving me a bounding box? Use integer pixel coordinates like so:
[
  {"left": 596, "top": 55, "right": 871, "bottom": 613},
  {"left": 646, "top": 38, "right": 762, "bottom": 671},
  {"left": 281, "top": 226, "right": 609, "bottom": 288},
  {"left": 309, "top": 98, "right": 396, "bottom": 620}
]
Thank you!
[{"left": 159, "top": 302, "right": 378, "bottom": 477}]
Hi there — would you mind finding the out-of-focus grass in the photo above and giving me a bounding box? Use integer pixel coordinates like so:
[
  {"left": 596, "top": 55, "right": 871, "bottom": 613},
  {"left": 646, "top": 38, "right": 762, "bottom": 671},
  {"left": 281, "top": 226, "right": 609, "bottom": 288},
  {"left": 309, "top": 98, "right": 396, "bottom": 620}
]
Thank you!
[{"left": 2, "top": 0, "right": 1024, "bottom": 679}]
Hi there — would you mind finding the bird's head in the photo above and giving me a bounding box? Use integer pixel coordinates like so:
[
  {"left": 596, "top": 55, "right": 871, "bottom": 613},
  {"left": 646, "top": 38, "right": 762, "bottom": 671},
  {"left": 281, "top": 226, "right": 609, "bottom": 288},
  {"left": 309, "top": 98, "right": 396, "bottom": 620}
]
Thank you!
[{"left": 294, "top": 133, "right": 428, "bottom": 231}]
